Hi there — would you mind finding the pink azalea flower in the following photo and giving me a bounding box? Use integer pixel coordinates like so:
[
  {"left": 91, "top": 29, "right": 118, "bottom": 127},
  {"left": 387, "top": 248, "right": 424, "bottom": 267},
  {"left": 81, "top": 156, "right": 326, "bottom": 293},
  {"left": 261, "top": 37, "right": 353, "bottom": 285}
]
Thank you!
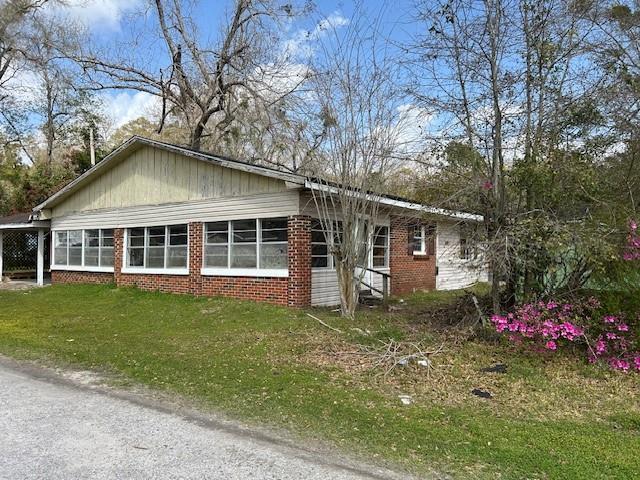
[
  {"left": 617, "top": 323, "right": 629, "bottom": 332},
  {"left": 609, "top": 358, "right": 630, "bottom": 372},
  {"left": 545, "top": 340, "right": 557, "bottom": 351}
]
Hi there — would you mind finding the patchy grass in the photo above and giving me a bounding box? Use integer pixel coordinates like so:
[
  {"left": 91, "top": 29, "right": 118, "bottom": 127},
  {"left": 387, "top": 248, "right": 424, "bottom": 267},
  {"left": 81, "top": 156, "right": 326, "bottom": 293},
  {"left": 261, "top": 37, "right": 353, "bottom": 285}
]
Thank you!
[{"left": 0, "top": 284, "right": 638, "bottom": 479}]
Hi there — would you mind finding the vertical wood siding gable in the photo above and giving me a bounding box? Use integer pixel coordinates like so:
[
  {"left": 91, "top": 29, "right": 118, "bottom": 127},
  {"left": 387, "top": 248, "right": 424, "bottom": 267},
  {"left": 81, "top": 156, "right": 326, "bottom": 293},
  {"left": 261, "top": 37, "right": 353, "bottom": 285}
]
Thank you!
[{"left": 51, "top": 146, "right": 288, "bottom": 216}]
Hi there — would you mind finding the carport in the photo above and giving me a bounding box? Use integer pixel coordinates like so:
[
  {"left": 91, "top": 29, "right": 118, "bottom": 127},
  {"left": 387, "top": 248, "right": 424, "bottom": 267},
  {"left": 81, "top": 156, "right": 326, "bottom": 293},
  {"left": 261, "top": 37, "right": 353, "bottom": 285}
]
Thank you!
[{"left": 0, "top": 213, "right": 51, "bottom": 286}]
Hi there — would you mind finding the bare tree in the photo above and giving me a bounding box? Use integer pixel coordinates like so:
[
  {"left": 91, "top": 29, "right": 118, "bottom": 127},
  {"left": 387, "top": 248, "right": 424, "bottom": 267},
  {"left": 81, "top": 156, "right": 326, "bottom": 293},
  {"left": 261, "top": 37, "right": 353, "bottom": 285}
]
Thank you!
[
  {"left": 74, "top": 0, "right": 306, "bottom": 151},
  {"left": 407, "top": 0, "right": 602, "bottom": 310},
  {"left": 307, "top": 9, "right": 406, "bottom": 319},
  {"left": 0, "top": 0, "right": 50, "bottom": 153}
]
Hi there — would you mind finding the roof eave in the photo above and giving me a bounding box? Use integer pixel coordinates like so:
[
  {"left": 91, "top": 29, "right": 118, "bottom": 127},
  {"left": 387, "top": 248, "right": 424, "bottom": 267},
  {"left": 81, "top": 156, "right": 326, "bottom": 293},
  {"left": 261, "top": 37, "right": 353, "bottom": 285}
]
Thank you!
[{"left": 304, "top": 180, "right": 484, "bottom": 223}]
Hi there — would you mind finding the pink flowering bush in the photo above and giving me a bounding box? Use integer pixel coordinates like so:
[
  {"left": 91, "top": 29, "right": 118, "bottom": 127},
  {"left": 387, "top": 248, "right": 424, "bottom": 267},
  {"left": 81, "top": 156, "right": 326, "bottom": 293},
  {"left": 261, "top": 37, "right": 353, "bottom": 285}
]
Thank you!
[{"left": 491, "top": 297, "right": 640, "bottom": 373}]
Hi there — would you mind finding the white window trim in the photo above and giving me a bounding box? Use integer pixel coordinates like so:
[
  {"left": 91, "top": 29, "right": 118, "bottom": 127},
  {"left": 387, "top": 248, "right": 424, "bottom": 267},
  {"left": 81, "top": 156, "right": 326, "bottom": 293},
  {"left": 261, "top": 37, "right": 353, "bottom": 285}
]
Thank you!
[
  {"left": 53, "top": 265, "right": 115, "bottom": 273},
  {"left": 121, "top": 267, "right": 190, "bottom": 276},
  {"left": 51, "top": 228, "right": 115, "bottom": 273},
  {"left": 200, "top": 267, "right": 288, "bottom": 278},
  {"left": 371, "top": 225, "right": 390, "bottom": 268},
  {"left": 201, "top": 218, "right": 289, "bottom": 277},
  {"left": 122, "top": 225, "right": 189, "bottom": 274},
  {"left": 413, "top": 225, "right": 427, "bottom": 256}
]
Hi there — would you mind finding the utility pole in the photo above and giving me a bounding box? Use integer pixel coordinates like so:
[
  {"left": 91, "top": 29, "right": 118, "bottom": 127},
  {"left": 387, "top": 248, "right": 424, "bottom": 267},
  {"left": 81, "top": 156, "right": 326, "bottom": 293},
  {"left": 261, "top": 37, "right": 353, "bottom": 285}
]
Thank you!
[{"left": 89, "top": 128, "right": 96, "bottom": 166}]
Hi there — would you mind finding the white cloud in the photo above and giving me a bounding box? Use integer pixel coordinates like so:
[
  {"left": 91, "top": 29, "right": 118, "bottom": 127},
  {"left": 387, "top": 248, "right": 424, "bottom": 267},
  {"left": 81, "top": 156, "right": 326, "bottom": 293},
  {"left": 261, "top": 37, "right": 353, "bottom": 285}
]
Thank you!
[
  {"left": 283, "top": 12, "right": 349, "bottom": 59},
  {"left": 101, "top": 90, "right": 159, "bottom": 132},
  {"left": 391, "top": 103, "right": 434, "bottom": 153},
  {"left": 45, "top": 0, "right": 142, "bottom": 31}
]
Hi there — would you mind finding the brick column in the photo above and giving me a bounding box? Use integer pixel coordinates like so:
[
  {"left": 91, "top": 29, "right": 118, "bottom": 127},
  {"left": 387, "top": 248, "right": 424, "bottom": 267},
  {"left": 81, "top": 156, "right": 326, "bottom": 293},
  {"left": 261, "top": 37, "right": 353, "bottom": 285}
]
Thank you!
[
  {"left": 189, "top": 222, "right": 203, "bottom": 296},
  {"left": 287, "top": 215, "right": 311, "bottom": 307},
  {"left": 113, "top": 228, "right": 124, "bottom": 287}
]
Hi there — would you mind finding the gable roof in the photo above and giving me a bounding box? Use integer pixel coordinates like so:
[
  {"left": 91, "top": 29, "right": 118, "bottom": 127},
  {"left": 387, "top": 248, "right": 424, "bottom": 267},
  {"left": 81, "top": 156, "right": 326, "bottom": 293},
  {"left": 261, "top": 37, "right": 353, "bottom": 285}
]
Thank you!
[
  {"left": 34, "top": 136, "right": 306, "bottom": 212},
  {"left": 33, "top": 136, "right": 483, "bottom": 223}
]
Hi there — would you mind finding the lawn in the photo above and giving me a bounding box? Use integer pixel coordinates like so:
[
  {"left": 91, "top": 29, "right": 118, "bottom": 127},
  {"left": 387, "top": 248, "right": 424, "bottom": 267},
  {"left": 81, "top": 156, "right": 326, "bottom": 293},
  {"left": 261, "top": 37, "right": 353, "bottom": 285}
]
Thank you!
[{"left": 0, "top": 284, "right": 638, "bottom": 479}]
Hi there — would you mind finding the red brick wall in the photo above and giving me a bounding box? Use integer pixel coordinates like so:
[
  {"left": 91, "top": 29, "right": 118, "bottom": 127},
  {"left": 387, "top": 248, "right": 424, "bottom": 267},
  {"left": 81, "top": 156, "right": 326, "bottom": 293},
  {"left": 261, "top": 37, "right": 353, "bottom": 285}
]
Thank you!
[
  {"left": 51, "top": 270, "right": 114, "bottom": 284},
  {"left": 189, "top": 222, "right": 203, "bottom": 296},
  {"left": 50, "top": 218, "right": 314, "bottom": 307},
  {"left": 287, "top": 215, "right": 311, "bottom": 307},
  {"left": 389, "top": 215, "right": 436, "bottom": 295},
  {"left": 201, "top": 276, "right": 289, "bottom": 304}
]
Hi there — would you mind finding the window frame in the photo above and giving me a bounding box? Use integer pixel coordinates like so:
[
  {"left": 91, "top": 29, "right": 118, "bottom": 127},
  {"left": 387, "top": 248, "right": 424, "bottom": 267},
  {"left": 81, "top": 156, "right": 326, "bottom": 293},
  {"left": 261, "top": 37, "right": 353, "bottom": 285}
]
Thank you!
[
  {"left": 372, "top": 225, "right": 390, "bottom": 268},
  {"left": 412, "top": 224, "right": 436, "bottom": 257},
  {"left": 311, "top": 220, "right": 390, "bottom": 272},
  {"left": 201, "top": 218, "right": 289, "bottom": 277},
  {"left": 459, "top": 224, "right": 478, "bottom": 260},
  {"left": 122, "top": 224, "right": 189, "bottom": 275},
  {"left": 51, "top": 228, "right": 116, "bottom": 273}
]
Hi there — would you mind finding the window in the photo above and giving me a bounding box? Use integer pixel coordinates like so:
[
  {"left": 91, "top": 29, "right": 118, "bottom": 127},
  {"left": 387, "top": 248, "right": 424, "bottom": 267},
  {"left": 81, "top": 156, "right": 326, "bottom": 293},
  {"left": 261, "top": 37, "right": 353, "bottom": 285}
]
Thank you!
[
  {"left": 231, "top": 219, "right": 257, "bottom": 268},
  {"left": 54, "top": 231, "right": 68, "bottom": 266},
  {"left": 372, "top": 226, "right": 389, "bottom": 267},
  {"left": 311, "top": 220, "right": 343, "bottom": 269},
  {"left": 311, "top": 220, "right": 330, "bottom": 268},
  {"left": 100, "top": 230, "right": 114, "bottom": 267},
  {"left": 412, "top": 224, "right": 436, "bottom": 256},
  {"left": 204, "top": 221, "right": 229, "bottom": 267},
  {"left": 460, "top": 225, "right": 477, "bottom": 260},
  {"left": 125, "top": 225, "right": 188, "bottom": 270},
  {"left": 412, "top": 225, "right": 425, "bottom": 254},
  {"left": 260, "top": 218, "right": 288, "bottom": 269},
  {"left": 68, "top": 230, "right": 83, "bottom": 266},
  {"left": 53, "top": 229, "right": 115, "bottom": 270},
  {"left": 203, "top": 218, "right": 288, "bottom": 272}
]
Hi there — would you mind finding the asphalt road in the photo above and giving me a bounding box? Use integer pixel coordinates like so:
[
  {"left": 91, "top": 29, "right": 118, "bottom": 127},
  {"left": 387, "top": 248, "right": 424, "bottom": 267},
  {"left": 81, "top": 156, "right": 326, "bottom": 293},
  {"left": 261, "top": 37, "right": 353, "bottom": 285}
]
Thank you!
[{"left": 0, "top": 359, "right": 411, "bottom": 480}]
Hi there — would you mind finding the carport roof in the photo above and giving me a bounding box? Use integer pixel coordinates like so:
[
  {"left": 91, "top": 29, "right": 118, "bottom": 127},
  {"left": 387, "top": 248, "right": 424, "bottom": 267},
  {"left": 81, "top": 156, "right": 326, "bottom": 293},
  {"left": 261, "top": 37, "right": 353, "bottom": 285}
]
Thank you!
[{"left": 0, "top": 212, "right": 49, "bottom": 230}]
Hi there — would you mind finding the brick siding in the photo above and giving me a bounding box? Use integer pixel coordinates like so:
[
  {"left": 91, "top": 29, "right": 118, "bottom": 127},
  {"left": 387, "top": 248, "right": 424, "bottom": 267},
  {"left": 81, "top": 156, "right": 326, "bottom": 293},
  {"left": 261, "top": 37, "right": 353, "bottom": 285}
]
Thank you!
[
  {"left": 287, "top": 215, "right": 312, "bottom": 307},
  {"left": 389, "top": 215, "right": 437, "bottom": 294},
  {"left": 51, "top": 217, "right": 313, "bottom": 307},
  {"left": 51, "top": 270, "right": 114, "bottom": 285}
]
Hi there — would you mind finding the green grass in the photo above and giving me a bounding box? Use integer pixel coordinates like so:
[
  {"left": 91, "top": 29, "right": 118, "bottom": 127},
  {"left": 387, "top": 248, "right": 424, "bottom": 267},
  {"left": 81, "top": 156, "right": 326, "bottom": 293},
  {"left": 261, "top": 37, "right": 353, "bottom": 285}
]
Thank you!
[{"left": 0, "top": 284, "right": 638, "bottom": 479}]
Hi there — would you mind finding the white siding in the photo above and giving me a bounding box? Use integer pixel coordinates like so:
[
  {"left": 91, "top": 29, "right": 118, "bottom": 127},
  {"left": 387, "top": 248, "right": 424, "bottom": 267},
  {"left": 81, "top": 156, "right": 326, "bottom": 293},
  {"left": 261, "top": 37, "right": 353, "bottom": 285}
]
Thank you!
[
  {"left": 311, "top": 268, "right": 390, "bottom": 307},
  {"left": 51, "top": 191, "right": 300, "bottom": 230},
  {"left": 312, "top": 270, "right": 341, "bottom": 306},
  {"left": 436, "top": 221, "right": 488, "bottom": 290}
]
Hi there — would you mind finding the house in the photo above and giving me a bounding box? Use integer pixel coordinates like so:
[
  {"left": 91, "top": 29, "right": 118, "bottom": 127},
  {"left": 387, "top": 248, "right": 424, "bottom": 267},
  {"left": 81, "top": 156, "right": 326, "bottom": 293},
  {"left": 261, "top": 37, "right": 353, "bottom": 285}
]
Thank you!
[{"left": 2, "top": 136, "right": 487, "bottom": 306}]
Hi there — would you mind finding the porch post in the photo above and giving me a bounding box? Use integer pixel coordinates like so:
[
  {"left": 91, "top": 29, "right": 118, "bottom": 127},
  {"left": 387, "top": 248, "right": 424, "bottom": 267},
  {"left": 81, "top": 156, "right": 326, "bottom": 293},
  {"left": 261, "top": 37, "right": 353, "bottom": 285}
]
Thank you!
[
  {"left": 37, "top": 229, "right": 44, "bottom": 286},
  {"left": 0, "top": 231, "right": 3, "bottom": 282}
]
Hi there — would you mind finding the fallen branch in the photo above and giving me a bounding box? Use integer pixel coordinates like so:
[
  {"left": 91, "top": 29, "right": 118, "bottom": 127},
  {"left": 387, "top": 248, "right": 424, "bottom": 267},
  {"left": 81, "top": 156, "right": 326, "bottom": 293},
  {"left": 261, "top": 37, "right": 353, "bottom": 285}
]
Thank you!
[
  {"left": 306, "top": 313, "right": 343, "bottom": 334},
  {"left": 356, "top": 339, "right": 445, "bottom": 378}
]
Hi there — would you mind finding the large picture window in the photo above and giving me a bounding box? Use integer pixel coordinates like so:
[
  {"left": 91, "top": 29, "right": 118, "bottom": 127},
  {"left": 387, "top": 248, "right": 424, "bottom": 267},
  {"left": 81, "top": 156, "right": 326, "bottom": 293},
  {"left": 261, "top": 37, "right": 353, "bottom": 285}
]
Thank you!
[
  {"left": 53, "top": 228, "right": 114, "bottom": 270},
  {"left": 203, "top": 218, "right": 288, "bottom": 274},
  {"left": 125, "top": 225, "right": 188, "bottom": 271}
]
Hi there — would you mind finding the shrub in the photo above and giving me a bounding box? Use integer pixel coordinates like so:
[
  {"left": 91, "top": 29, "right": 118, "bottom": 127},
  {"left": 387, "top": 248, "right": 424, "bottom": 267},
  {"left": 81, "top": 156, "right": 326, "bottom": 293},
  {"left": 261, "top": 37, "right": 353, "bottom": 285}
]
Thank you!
[{"left": 491, "top": 298, "right": 640, "bottom": 372}]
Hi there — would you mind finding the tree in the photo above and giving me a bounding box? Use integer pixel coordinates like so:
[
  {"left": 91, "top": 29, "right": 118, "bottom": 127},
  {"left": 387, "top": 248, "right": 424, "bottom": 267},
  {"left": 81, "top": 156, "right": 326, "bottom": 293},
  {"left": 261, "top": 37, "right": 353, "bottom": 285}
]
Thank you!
[
  {"left": 307, "top": 9, "right": 406, "bottom": 319},
  {"left": 407, "top": 0, "right": 612, "bottom": 310},
  {"left": 0, "top": 0, "right": 50, "bottom": 155},
  {"left": 75, "top": 0, "right": 306, "bottom": 151}
]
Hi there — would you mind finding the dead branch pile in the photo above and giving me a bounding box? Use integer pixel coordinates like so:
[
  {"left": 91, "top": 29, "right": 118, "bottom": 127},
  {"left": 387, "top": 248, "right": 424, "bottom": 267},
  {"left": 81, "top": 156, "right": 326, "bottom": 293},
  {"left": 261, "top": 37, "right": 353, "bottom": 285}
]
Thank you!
[
  {"left": 356, "top": 339, "right": 444, "bottom": 378},
  {"left": 414, "top": 291, "right": 492, "bottom": 330}
]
